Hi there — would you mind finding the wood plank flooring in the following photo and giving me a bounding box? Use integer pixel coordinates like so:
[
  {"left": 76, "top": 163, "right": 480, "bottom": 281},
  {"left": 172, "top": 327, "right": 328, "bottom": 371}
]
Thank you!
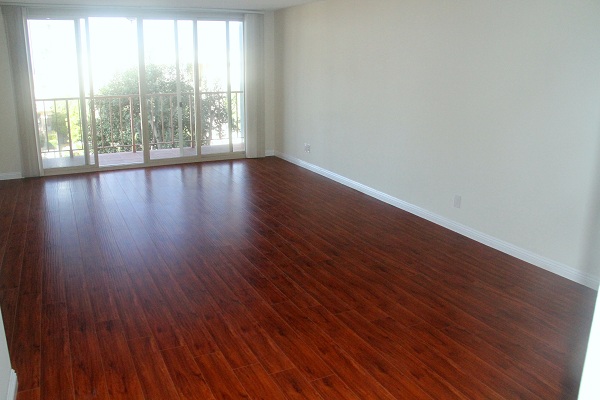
[{"left": 0, "top": 157, "right": 596, "bottom": 399}]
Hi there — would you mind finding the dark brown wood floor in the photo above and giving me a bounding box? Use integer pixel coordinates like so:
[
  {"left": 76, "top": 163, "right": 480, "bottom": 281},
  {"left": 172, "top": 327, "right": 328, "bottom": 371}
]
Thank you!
[{"left": 0, "top": 157, "right": 596, "bottom": 400}]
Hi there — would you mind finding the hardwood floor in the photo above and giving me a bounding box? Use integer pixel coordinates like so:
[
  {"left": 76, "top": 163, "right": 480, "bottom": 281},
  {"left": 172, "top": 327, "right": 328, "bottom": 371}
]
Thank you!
[{"left": 0, "top": 157, "right": 596, "bottom": 399}]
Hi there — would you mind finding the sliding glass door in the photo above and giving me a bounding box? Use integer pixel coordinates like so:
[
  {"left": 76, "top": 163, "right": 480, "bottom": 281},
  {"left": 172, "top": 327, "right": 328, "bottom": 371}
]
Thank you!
[
  {"left": 143, "top": 19, "right": 197, "bottom": 162},
  {"left": 88, "top": 17, "right": 141, "bottom": 167},
  {"left": 28, "top": 20, "right": 87, "bottom": 170},
  {"left": 27, "top": 15, "right": 245, "bottom": 172},
  {"left": 197, "top": 21, "right": 245, "bottom": 155}
]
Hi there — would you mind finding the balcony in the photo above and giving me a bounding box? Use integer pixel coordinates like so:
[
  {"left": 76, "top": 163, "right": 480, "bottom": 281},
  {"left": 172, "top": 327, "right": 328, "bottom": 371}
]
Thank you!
[{"left": 37, "top": 91, "right": 245, "bottom": 170}]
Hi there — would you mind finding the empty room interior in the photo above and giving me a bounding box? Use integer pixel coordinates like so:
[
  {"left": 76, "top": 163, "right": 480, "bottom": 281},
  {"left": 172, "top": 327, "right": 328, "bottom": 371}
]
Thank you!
[{"left": 1, "top": 0, "right": 600, "bottom": 399}]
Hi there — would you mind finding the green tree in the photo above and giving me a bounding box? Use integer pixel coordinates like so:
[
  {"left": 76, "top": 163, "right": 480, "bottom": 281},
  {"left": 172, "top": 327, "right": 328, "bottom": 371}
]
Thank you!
[
  {"left": 95, "top": 64, "right": 235, "bottom": 153},
  {"left": 38, "top": 100, "right": 82, "bottom": 154}
]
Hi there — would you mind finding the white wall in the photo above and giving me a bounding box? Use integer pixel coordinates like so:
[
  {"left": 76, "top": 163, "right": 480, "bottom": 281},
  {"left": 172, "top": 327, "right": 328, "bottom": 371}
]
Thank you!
[
  {"left": 579, "top": 294, "right": 600, "bottom": 399},
  {"left": 0, "top": 11, "right": 22, "bottom": 180},
  {"left": 0, "top": 311, "right": 15, "bottom": 400},
  {"left": 274, "top": 0, "right": 600, "bottom": 286}
]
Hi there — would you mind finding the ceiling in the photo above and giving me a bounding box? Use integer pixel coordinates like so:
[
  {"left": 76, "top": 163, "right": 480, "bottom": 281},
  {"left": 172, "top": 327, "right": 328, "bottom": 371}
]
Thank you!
[{"left": 12, "top": 0, "right": 318, "bottom": 11}]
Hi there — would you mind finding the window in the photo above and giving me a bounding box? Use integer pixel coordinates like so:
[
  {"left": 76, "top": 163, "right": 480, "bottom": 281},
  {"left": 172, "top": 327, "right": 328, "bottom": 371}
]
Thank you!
[{"left": 27, "top": 14, "right": 245, "bottom": 170}]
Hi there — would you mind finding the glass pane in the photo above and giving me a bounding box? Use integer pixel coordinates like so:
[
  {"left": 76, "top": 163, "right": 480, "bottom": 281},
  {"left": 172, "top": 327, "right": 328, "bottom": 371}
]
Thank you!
[
  {"left": 198, "top": 21, "right": 230, "bottom": 154},
  {"left": 29, "top": 17, "right": 244, "bottom": 170},
  {"left": 144, "top": 19, "right": 197, "bottom": 160},
  {"left": 28, "top": 19, "right": 88, "bottom": 169},
  {"left": 88, "top": 17, "right": 142, "bottom": 166},
  {"left": 229, "top": 21, "right": 243, "bottom": 93},
  {"left": 198, "top": 21, "right": 227, "bottom": 91}
]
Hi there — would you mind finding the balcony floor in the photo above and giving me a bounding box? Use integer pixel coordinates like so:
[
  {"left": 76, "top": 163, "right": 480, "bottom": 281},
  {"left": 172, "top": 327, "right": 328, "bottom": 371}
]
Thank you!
[{"left": 41, "top": 143, "right": 245, "bottom": 170}]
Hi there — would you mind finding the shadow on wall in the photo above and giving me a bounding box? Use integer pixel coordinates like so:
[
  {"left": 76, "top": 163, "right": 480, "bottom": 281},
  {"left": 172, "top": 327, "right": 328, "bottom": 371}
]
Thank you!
[
  {"left": 571, "top": 131, "right": 600, "bottom": 397},
  {"left": 581, "top": 129, "right": 600, "bottom": 286}
]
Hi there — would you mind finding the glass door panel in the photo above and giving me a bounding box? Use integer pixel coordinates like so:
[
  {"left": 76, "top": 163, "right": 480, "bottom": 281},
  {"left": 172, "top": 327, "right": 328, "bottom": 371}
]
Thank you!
[
  {"left": 198, "top": 21, "right": 231, "bottom": 155},
  {"left": 88, "top": 17, "right": 142, "bottom": 167},
  {"left": 143, "top": 19, "right": 197, "bottom": 161},
  {"left": 28, "top": 15, "right": 245, "bottom": 172},
  {"left": 28, "top": 20, "right": 89, "bottom": 169}
]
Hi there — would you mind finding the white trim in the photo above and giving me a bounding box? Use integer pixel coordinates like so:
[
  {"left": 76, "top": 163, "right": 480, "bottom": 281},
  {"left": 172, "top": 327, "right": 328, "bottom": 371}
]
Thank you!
[
  {"left": 265, "top": 149, "right": 275, "bottom": 156},
  {"left": 0, "top": 173, "right": 22, "bottom": 181},
  {"left": 275, "top": 151, "right": 600, "bottom": 290},
  {"left": 9, "top": 3, "right": 255, "bottom": 18},
  {"left": 6, "top": 370, "right": 17, "bottom": 400}
]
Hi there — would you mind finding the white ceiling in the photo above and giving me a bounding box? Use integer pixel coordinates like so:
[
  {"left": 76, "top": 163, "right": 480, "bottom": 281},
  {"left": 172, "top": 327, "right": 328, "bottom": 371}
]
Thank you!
[{"left": 14, "top": 0, "right": 318, "bottom": 11}]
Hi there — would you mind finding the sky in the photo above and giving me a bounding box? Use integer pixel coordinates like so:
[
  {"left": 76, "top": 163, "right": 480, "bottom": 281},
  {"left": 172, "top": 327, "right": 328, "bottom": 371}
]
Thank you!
[{"left": 28, "top": 17, "right": 243, "bottom": 100}]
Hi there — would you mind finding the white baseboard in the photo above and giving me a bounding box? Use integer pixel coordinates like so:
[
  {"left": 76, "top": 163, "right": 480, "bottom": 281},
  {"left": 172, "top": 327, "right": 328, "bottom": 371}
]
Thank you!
[
  {"left": 6, "top": 370, "right": 16, "bottom": 400},
  {"left": 275, "top": 151, "right": 600, "bottom": 290},
  {"left": 0, "top": 173, "right": 22, "bottom": 181},
  {"left": 265, "top": 149, "right": 275, "bottom": 157}
]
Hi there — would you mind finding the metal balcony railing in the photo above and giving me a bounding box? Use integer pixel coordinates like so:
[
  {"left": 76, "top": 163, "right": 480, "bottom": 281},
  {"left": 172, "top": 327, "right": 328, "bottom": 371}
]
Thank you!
[{"left": 36, "top": 90, "right": 244, "bottom": 160}]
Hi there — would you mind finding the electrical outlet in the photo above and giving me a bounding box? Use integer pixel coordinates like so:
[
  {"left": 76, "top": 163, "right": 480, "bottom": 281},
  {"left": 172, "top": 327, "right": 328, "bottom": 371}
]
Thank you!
[
  {"left": 304, "top": 143, "right": 311, "bottom": 153},
  {"left": 453, "top": 195, "right": 462, "bottom": 209}
]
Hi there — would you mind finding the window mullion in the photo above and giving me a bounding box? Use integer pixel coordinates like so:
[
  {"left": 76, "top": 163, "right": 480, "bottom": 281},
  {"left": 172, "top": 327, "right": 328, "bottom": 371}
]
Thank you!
[
  {"left": 226, "top": 21, "right": 234, "bottom": 153},
  {"left": 193, "top": 19, "right": 202, "bottom": 157},
  {"left": 83, "top": 17, "right": 100, "bottom": 167},
  {"left": 137, "top": 18, "right": 150, "bottom": 162},
  {"left": 173, "top": 20, "right": 185, "bottom": 156}
]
